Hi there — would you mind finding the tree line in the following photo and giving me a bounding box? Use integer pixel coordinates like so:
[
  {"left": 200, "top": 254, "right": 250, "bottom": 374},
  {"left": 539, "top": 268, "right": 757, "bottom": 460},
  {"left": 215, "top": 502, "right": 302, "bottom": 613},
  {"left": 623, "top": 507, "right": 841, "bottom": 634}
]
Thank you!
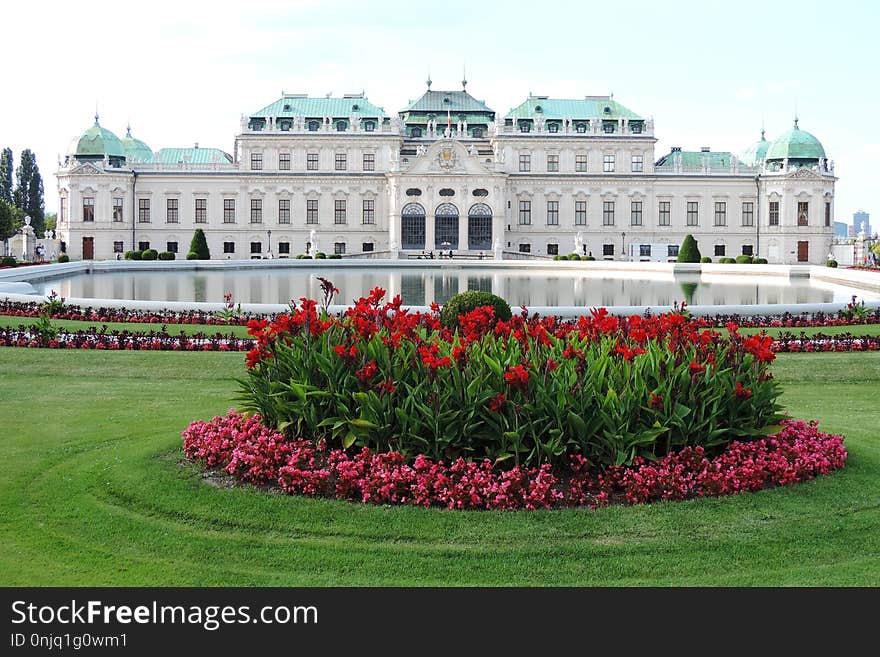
[{"left": 0, "top": 147, "right": 45, "bottom": 244}]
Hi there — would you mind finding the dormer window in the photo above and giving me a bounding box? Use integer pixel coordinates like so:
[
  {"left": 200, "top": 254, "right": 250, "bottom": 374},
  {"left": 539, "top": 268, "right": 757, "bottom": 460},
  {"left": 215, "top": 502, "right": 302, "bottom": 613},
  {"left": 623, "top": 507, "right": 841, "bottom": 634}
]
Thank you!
[
  {"left": 603, "top": 123, "right": 615, "bottom": 133},
  {"left": 364, "top": 121, "right": 375, "bottom": 132},
  {"left": 534, "top": 105, "right": 543, "bottom": 113},
  {"left": 547, "top": 123, "right": 559, "bottom": 133},
  {"left": 603, "top": 106, "right": 612, "bottom": 114},
  {"left": 576, "top": 123, "right": 586, "bottom": 133},
  {"left": 336, "top": 121, "right": 347, "bottom": 131},
  {"left": 308, "top": 120, "right": 319, "bottom": 132},
  {"left": 280, "top": 121, "right": 291, "bottom": 131},
  {"left": 630, "top": 122, "right": 642, "bottom": 134},
  {"left": 283, "top": 104, "right": 291, "bottom": 111},
  {"left": 519, "top": 121, "right": 531, "bottom": 133},
  {"left": 352, "top": 104, "right": 360, "bottom": 111}
]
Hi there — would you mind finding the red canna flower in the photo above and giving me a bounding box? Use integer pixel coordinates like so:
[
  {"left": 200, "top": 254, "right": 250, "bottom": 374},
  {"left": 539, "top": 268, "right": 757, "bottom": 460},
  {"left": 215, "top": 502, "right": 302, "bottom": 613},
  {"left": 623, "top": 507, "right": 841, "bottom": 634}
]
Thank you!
[
  {"left": 689, "top": 361, "right": 705, "bottom": 375},
  {"left": 735, "top": 381, "right": 753, "bottom": 399},
  {"left": 649, "top": 391, "right": 663, "bottom": 408},
  {"left": 487, "top": 393, "right": 506, "bottom": 413}
]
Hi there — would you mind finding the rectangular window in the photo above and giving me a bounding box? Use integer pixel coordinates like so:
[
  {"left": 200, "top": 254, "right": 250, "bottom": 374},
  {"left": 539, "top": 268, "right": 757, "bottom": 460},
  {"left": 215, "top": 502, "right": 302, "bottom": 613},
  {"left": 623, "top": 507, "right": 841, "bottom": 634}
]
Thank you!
[
  {"left": 307, "top": 152, "right": 319, "bottom": 171},
  {"left": 250, "top": 198, "right": 262, "bottom": 223},
  {"left": 362, "top": 242, "right": 374, "bottom": 252},
  {"left": 278, "top": 199, "right": 290, "bottom": 224},
  {"left": 335, "top": 153, "right": 347, "bottom": 171},
  {"left": 602, "top": 201, "right": 615, "bottom": 226},
  {"left": 714, "top": 244, "right": 726, "bottom": 257},
  {"left": 112, "top": 198, "right": 124, "bottom": 222},
  {"left": 113, "top": 241, "right": 124, "bottom": 253},
  {"left": 166, "top": 198, "right": 179, "bottom": 223},
  {"left": 60, "top": 198, "right": 67, "bottom": 223},
  {"left": 825, "top": 201, "right": 831, "bottom": 227},
  {"left": 631, "top": 201, "right": 643, "bottom": 226},
  {"left": 518, "top": 200, "right": 531, "bottom": 225},
  {"left": 575, "top": 154, "right": 588, "bottom": 172},
  {"left": 603, "top": 154, "right": 615, "bottom": 172},
  {"left": 334, "top": 199, "right": 347, "bottom": 224},
  {"left": 798, "top": 201, "right": 809, "bottom": 226},
  {"left": 363, "top": 153, "right": 375, "bottom": 171},
  {"left": 518, "top": 243, "right": 531, "bottom": 253},
  {"left": 334, "top": 242, "right": 346, "bottom": 255},
  {"left": 603, "top": 244, "right": 615, "bottom": 257},
  {"left": 278, "top": 242, "right": 290, "bottom": 254},
  {"left": 138, "top": 241, "right": 150, "bottom": 252},
  {"left": 137, "top": 198, "right": 150, "bottom": 223},
  {"left": 659, "top": 201, "right": 671, "bottom": 226},
  {"left": 631, "top": 155, "right": 644, "bottom": 172},
  {"left": 250, "top": 153, "right": 262, "bottom": 170},
  {"left": 742, "top": 202, "right": 754, "bottom": 226},
  {"left": 278, "top": 153, "right": 290, "bottom": 171},
  {"left": 167, "top": 241, "right": 178, "bottom": 253},
  {"left": 742, "top": 245, "right": 754, "bottom": 256},
  {"left": 306, "top": 199, "right": 318, "bottom": 224},
  {"left": 223, "top": 242, "right": 235, "bottom": 254},
  {"left": 223, "top": 198, "right": 235, "bottom": 223},
  {"left": 547, "top": 154, "right": 558, "bottom": 172},
  {"left": 639, "top": 244, "right": 651, "bottom": 257},
  {"left": 667, "top": 245, "right": 679, "bottom": 257},
  {"left": 362, "top": 199, "right": 375, "bottom": 224},
  {"left": 547, "top": 243, "right": 559, "bottom": 256},
  {"left": 769, "top": 201, "right": 779, "bottom": 226},
  {"left": 686, "top": 201, "right": 699, "bottom": 226},
  {"left": 546, "top": 200, "right": 559, "bottom": 226},
  {"left": 575, "top": 200, "right": 587, "bottom": 226},
  {"left": 519, "top": 154, "right": 531, "bottom": 172},
  {"left": 250, "top": 242, "right": 262, "bottom": 254},
  {"left": 195, "top": 198, "right": 207, "bottom": 224},
  {"left": 714, "top": 201, "right": 727, "bottom": 226}
]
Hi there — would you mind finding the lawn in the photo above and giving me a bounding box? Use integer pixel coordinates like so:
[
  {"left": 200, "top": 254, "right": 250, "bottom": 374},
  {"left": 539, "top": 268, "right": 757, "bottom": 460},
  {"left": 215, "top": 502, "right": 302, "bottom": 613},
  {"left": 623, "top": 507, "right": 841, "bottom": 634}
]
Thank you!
[{"left": 0, "top": 348, "right": 878, "bottom": 586}]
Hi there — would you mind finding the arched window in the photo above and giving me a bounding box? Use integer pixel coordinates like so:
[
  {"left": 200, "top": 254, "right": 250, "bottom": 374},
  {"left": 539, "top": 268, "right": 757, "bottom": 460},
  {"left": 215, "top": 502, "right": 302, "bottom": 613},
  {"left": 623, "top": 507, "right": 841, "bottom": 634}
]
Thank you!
[
  {"left": 468, "top": 203, "right": 493, "bottom": 251},
  {"left": 401, "top": 203, "right": 426, "bottom": 250},
  {"left": 519, "top": 121, "right": 531, "bottom": 133},
  {"left": 472, "top": 127, "right": 483, "bottom": 138},
  {"left": 547, "top": 123, "right": 559, "bottom": 133},
  {"left": 435, "top": 203, "right": 459, "bottom": 250},
  {"left": 576, "top": 123, "right": 587, "bottom": 133},
  {"left": 308, "top": 121, "right": 320, "bottom": 132},
  {"left": 336, "top": 121, "right": 347, "bottom": 132}
]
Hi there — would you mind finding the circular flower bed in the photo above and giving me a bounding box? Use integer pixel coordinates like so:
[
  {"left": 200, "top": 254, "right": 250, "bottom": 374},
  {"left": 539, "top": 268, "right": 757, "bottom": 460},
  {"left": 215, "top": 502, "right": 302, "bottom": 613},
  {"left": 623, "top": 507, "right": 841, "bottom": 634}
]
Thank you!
[{"left": 183, "top": 410, "right": 846, "bottom": 510}]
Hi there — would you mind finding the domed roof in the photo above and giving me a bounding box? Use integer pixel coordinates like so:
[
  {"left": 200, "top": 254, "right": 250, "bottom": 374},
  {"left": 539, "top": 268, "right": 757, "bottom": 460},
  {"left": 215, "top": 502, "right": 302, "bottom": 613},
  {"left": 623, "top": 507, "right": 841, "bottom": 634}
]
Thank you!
[
  {"left": 739, "top": 130, "right": 770, "bottom": 166},
  {"left": 121, "top": 125, "right": 154, "bottom": 163},
  {"left": 71, "top": 115, "right": 125, "bottom": 158},
  {"left": 766, "top": 119, "right": 825, "bottom": 161}
]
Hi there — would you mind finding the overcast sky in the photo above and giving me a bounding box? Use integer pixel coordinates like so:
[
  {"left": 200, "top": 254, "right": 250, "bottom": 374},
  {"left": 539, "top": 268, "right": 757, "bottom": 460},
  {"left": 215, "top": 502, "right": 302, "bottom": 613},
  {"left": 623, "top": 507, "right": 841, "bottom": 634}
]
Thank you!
[{"left": 3, "top": 0, "right": 876, "bottom": 225}]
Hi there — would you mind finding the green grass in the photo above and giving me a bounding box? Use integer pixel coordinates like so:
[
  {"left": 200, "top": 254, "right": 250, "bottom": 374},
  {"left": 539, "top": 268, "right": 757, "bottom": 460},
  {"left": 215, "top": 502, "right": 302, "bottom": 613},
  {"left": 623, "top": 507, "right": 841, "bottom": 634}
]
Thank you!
[
  {"left": 0, "top": 348, "right": 878, "bottom": 586},
  {"left": 0, "top": 315, "right": 251, "bottom": 338}
]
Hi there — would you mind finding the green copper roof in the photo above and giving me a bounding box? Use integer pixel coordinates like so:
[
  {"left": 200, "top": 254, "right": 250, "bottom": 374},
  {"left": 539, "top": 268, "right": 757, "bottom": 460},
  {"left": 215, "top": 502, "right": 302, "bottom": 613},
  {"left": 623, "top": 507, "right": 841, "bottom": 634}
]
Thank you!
[
  {"left": 73, "top": 117, "right": 125, "bottom": 158},
  {"left": 505, "top": 97, "right": 642, "bottom": 121},
  {"left": 251, "top": 95, "right": 387, "bottom": 119},
  {"left": 402, "top": 89, "right": 494, "bottom": 114},
  {"left": 121, "top": 126, "right": 154, "bottom": 163},
  {"left": 156, "top": 148, "right": 232, "bottom": 164},
  {"left": 766, "top": 121, "right": 825, "bottom": 161},
  {"left": 404, "top": 113, "right": 493, "bottom": 125},
  {"left": 655, "top": 150, "right": 745, "bottom": 169},
  {"left": 738, "top": 131, "right": 770, "bottom": 166}
]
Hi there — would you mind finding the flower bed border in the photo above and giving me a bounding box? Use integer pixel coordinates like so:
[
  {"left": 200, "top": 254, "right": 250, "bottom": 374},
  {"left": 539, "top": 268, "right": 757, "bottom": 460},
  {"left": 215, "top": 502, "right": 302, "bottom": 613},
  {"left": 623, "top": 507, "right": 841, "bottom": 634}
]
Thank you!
[{"left": 182, "top": 411, "right": 846, "bottom": 511}]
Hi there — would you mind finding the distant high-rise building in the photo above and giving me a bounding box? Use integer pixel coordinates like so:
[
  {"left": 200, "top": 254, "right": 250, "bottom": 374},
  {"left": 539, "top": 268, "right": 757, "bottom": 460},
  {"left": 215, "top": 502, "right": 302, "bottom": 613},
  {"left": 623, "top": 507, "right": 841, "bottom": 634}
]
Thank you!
[
  {"left": 834, "top": 221, "right": 848, "bottom": 238},
  {"left": 853, "top": 210, "right": 871, "bottom": 235}
]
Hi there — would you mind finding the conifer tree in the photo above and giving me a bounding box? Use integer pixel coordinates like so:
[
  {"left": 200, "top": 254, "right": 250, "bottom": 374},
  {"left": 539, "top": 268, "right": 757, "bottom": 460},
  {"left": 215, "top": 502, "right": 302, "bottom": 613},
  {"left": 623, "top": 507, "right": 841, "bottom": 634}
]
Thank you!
[
  {"left": 677, "top": 234, "right": 701, "bottom": 263},
  {"left": 0, "top": 148, "right": 12, "bottom": 204},
  {"left": 13, "top": 149, "right": 44, "bottom": 235}
]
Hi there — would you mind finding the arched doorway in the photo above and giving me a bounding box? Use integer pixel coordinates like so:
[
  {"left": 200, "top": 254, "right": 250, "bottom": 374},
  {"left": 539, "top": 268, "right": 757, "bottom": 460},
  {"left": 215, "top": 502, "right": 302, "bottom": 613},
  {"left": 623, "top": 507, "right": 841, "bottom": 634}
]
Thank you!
[
  {"left": 468, "top": 203, "right": 492, "bottom": 251},
  {"left": 401, "top": 203, "right": 426, "bottom": 250},
  {"left": 434, "top": 203, "right": 459, "bottom": 250}
]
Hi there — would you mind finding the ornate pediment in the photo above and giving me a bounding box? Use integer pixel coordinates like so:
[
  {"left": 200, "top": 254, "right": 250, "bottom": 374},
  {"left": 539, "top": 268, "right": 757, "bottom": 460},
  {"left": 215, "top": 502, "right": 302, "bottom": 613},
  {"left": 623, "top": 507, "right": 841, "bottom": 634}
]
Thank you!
[
  {"left": 68, "top": 162, "right": 105, "bottom": 176},
  {"left": 403, "top": 139, "right": 499, "bottom": 177},
  {"left": 787, "top": 167, "right": 824, "bottom": 180}
]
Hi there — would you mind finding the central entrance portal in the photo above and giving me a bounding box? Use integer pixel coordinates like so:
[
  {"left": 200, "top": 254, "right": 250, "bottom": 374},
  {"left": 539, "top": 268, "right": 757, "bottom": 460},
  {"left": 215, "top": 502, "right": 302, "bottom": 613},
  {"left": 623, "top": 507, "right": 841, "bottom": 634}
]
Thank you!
[{"left": 434, "top": 203, "right": 459, "bottom": 251}]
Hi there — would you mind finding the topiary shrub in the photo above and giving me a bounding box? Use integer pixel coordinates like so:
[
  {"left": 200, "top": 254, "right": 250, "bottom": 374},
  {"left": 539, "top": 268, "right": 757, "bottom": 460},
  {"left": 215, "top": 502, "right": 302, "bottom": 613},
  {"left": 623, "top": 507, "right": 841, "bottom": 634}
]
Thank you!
[
  {"left": 186, "top": 251, "right": 199, "bottom": 260},
  {"left": 753, "top": 257, "right": 768, "bottom": 264},
  {"left": 735, "top": 255, "right": 754, "bottom": 264},
  {"left": 553, "top": 255, "right": 564, "bottom": 261},
  {"left": 567, "top": 253, "right": 581, "bottom": 261},
  {"left": 328, "top": 254, "right": 342, "bottom": 259},
  {"left": 719, "top": 257, "right": 736, "bottom": 264},
  {"left": 826, "top": 259, "right": 838, "bottom": 268},
  {"left": 188, "top": 229, "right": 210, "bottom": 260},
  {"left": 677, "top": 234, "right": 701, "bottom": 263},
  {"left": 700, "top": 256, "right": 712, "bottom": 263},
  {"left": 439, "top": 291, "right": 512, "bottom": 330},
  {"left": 297, "top": 254, "right": 312, "bottom": 259},
  {"left": 1, "top": 256, "right": 16, "bottom": 267},
  {"left": 141, "top": 248, "right": 159, "bottom": 260},
  {"left": 581, "top": 255, "right": 595, "bottom": 261},
  {"left": 124, "top": 250, "right": 142, "bottom": 261},
  {"left": 57, "top": 254, "right": 69, "bottom": 263},
  {"left": 158, "top": 251, "right": 176, "bottom": 261},
  {"left": 315, "top": 252, "right": 327, "bottom": 259}
]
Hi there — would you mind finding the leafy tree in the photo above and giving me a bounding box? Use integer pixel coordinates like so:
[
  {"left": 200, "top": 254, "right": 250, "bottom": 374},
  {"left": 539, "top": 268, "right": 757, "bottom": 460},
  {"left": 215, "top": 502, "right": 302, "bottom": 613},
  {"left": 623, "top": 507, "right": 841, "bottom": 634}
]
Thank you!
[
  {"left": 0, "top": 199, "right": 25, "bottom": 246},
  {"left": 0, "top": 148, "right": 12, "bottom": 204},
  {"left": 13, "top": 149, "right": 44, "bottom": 235},
  {"left": 188, "top": 228, "right": 210, "bottom": 259},
  {"left": 44, "top": 212, "right": 57, "bottom": 234},
  {"left": 677, "top": 234, "right": 701, "bottom": 263}
]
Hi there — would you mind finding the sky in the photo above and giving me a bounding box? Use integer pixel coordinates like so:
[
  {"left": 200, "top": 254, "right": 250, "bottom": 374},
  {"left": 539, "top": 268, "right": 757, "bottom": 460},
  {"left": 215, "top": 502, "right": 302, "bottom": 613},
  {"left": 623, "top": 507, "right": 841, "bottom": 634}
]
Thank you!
[{"left": 2, "top": 0, "right": 877, "bottom": 225}]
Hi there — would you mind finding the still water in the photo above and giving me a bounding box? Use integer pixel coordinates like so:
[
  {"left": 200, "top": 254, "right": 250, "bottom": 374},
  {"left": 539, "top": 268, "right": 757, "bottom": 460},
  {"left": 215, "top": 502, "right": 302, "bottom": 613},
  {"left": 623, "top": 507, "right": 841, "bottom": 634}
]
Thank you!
[{"left": 32, "top": 267, "right": 875, "bottom": 307}]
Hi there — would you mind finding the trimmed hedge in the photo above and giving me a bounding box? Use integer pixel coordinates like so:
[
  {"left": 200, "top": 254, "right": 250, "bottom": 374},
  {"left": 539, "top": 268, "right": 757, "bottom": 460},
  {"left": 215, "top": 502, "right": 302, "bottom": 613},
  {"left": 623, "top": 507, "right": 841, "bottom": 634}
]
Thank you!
[
  {"left": 1, "top": 256, "right": 16, "bottom": 267},
  {"left": 719, "top": 257, "right": 736, "bottom": 264},
  {"left": 141, "top": 248, "right": 159, "bottom": 261},
  {"left": 158, "top": 251, "right": 176, "bottom": 261},
  {"left": 57, "top": 254, "right": 70, "bottom": 263},
  {"left": 735, "top": 255, "right": 754, "bottom": 264},
  {"left": 185, "top": 252, "right": 199, "bottom": 260},
  {"left": 826, "top": 259, "right": 838, "bottom": 268},
  {"left": 677, "top": 234, "right": 701, "bottom": 263},
  {"left": 700, "top": 256, "right": 712, "bottom": 263},
  {"left": 189, "top": 229, "right": 210, "bottom": 260},
  {"left": 439, "top": 291, "right": 512, "bottom": 329},
  {"left": 124, "top": 250, "right": 142, "bottom": 261}
]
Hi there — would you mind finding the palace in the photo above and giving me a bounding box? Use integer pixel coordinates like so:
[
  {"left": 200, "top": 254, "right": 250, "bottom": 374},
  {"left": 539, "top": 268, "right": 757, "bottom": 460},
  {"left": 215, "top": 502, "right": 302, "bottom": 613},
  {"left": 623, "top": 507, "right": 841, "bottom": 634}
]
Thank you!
[{"left": 56, "top": 80, "right": 836, "bottom": 263}]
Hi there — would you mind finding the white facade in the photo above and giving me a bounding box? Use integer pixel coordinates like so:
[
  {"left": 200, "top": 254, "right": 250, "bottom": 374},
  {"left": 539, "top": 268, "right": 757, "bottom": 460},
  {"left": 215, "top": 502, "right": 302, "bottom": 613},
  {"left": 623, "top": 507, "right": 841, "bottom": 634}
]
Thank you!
[{"left": 56, "top": 90, "right": 836, "bottom": 264}]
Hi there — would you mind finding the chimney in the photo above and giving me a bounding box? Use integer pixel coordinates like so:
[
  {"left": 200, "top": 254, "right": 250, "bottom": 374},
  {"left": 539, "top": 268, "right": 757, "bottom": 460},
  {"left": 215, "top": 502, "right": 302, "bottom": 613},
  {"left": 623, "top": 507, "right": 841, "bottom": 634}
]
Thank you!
[
  {"left": 194, "top": 142, "right": 199, "bottom": 149},
  {"left": 701, "top": 146, "right": 710, "bottom": 152}
]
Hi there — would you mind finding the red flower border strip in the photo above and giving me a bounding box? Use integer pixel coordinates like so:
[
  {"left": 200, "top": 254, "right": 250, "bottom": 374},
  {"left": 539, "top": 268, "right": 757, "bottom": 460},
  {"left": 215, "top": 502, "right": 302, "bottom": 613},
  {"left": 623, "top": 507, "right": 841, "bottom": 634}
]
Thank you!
[
  {"left": 0, "top": 325, "right": 255, "bottom": 351},
  {"left": 182, "top": 411, "right": 846, "bottom": 510}
]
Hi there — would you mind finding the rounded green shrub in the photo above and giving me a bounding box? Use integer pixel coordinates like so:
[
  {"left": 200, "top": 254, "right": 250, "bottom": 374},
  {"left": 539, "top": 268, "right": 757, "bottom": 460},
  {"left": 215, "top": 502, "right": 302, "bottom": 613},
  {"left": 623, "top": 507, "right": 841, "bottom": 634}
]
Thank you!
[
  {"left": 439, "top": 291, "right": 512, "bottom": 329},
  {"left": 297, "top": 254, "right": 312, "bottom": 259},
  {"left": 677, "top": 234, "right": 701, "bottom": 263},
  {"left": 719, "top": 257, "right": 736, "bottom": 264},
  {"left": 315, "top": 252, "right": 327, "bottom": 259},
  {"left": 735, "top": 255, "right": 754, "bottom": 264},
  {"left": 826, "top": 259, "right": 838, "bottom": 268},
  {"left": 1, "top": 256, "right": 16, "bottom": 267},
  {"left": 124, "top": 250, "right": 142, "bottom": 261},
  {"left": 328, "top": 254, "right": 342, "bottom": 259},
  {"left": 753, "top": 257, "right": 768, "bottom": 264},
  {"left": 185, "top": 251, "right": 199, "bottom": 260},
  {"left": 57, "top": 254, "right": 70, "bottom": 263},
  {"left": 158, "top": 251, "right": 176, "bottom": 261},
  {"left": 552, "top": 255, "right": 564, "bottom": 261},
  {"left": 567, "top": 253, "right": 580, "bottom": 261},
  {"left": 141, "top": 248, "right": 159, "bottom": 260},
  {"left": 700, "top": 256, "right": 712, "bottom": 263},
  {"left": 581, "top": 255, "right": 595, "bottom": 261}
]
